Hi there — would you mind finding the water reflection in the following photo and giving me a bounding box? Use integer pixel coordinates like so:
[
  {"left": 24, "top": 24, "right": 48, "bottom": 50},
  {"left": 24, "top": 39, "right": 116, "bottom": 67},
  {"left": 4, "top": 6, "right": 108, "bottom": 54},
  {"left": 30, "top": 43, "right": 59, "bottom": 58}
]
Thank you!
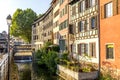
[
  {"left": 16, "top": 63, "right": 31, "bottom": 80},
  {"left": 16, "top": 63, "right": 63, "bottom": 80},
  {"left": 33, "top": 64, "right": 63, "bottom": 80}
]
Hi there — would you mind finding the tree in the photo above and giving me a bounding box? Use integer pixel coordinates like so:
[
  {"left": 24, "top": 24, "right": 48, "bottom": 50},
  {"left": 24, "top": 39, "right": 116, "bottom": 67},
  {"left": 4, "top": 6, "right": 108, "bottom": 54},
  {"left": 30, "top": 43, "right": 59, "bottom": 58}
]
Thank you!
[
  {"left": 37, "top": 13, "right": 43, "bottom": 18},
  {"left": 10, "top": 8, "right": 37, "bottom": 43}
]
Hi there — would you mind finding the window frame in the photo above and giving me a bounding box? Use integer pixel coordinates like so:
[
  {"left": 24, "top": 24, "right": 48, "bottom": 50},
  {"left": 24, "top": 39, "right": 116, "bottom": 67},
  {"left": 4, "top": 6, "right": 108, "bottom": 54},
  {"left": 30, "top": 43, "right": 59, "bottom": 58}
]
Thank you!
[
  {"left": 79, "top": 0, "right": 85, "bottom": 12},
  {"left": 91, "top": 16, "right": 97, "bottom": 29},
  {"left": 78, "top": 43, "right": 88, "bottom": 56},
  {"left": 90, "top": 0, "right": 96, "bottom": 7},
  {"left": 106, "top": 43, "right": 114, "bottom": 60},
  {"left": 104, "top": 2, "right": 113, "bottom": 18},
  {"left": 89, "top": 42, "right": 96, "bottom": 58}
]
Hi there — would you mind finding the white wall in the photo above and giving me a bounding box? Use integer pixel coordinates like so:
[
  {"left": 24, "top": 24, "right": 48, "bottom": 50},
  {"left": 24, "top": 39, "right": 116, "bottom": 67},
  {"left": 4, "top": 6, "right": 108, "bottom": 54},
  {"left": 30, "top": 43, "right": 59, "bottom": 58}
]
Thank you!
[{"left": 74, "top": 38, "right": 99, "bottom": 63}]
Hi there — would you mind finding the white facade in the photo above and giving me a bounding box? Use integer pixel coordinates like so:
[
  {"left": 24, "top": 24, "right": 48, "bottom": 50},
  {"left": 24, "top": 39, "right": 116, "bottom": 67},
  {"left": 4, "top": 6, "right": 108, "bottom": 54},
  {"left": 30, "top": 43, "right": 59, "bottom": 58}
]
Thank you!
[
  {"left": 74, "top": 38, "right": 99, "bottom": 63},
  {"left": 70, "top": 0, "right": 99, "bottom": 63},
  {"left": 53, "top": 1, "right": 60, "bottom": 44},
  {"left": 0, "top": 54, "right": 8, "bottom": 80}
]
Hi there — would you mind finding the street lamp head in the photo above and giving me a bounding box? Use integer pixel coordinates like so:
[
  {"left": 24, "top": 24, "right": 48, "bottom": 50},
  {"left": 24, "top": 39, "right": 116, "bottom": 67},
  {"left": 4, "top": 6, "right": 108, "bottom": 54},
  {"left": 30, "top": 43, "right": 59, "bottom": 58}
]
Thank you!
[{"left": 6, "top": 14, "right": 12, "bottom": 25}]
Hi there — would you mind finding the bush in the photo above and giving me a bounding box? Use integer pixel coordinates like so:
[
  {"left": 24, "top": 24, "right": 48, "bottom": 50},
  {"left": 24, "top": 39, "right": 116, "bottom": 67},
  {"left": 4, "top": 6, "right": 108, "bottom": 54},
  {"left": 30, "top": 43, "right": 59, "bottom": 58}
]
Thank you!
[
  {"left": 35, "top": 50, "right": 59, "bottom": 74},
  {"left": 35, "top": 49, "right": 46, "bottom": 65},
  {"left": 99, "top": 73, "right": 117, "bottom": 80},
  {"left": 50, "top": 45, "right": 60, "bottom": 52},
  {"left": 34, "top": 41, "right": 60, "bottom": 75},
  {"left": 44, "top": 51, "right": 58, "bottom": 74},
  {"left": 62, "top": 51, "right": 69, "bottom": 60}
]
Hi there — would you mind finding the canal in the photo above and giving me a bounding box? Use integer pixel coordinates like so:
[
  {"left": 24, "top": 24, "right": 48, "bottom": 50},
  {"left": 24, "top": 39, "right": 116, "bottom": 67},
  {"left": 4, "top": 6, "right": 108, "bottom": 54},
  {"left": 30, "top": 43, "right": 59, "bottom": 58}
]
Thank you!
[{"left": 16, "top": 63, "right": 64, "bottom": 80}]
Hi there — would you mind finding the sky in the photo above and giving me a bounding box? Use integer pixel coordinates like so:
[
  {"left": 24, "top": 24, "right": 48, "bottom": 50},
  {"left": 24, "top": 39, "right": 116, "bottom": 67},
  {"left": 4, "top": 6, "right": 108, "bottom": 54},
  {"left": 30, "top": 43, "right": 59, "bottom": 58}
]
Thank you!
[{"left": 0, "top": 0, "right": 51, "bottom": 33}]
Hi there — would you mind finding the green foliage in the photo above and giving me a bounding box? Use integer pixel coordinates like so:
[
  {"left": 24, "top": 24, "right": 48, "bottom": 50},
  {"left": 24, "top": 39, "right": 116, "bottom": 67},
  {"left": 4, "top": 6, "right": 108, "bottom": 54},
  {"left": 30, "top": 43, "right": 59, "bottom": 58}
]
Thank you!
[
  {"left": 41, "top": 41, "right": 53, "bottom": 53},
  {"left": 10, "top": 8, "right": 37, "bottom": 43},
  {"left": 35, "top": 49, "right": 46, "bottom": 65},
  {"left": 35, "top": 50, "right": 58, "bottom": 74},
  {"left": 99, "top": 67, "right": 118, "bottom": 80},
  {"left": 81, "top": 67, "right": 91, "bottom": 72},
  {"left": 62, "top": 51, "right": 69, "bottom": 60},
  {"left": 19, "top": 65, "right": 31, "bottom": 80},
  {"left": 37, "top": 14, "right": 43, "bottom": 18},
  {"left": 99, "top": 73, "right": 117, "bottom": 80},
  {"left": 44, "top": 41, "right": 52, "bottom": 48},
  {"left": 34, "top": 41, "right": 59, "bottom": 74},
  {"left": 51, "top": 45, "right": 60, "bottom": 52},
  {"left": 44, "top": 51, "right": 58, "bottom": 74}
]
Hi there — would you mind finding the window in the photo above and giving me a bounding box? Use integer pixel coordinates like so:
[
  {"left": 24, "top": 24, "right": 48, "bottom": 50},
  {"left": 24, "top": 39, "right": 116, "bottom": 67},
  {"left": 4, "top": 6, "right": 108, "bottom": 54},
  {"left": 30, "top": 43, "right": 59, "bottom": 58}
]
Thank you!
[
  {"left": 89, "top": 43, "right": 96, "bottom": 57},
  {"left": 65, "top": 5, "right": 68, "bottom": 14},
  {"left": 78, "top": 43, "right": 88, "bottom": 56},
  {"left": 78, "top": 1, "right": 85, "bottom": 12},
  {"left": 90, "top": 0, "right": 96, "bottom": 7},
  {"left": 54, "top": 21, "right": 58, "bottom": 27},
  {"left": 60, "top": 0, "right": 64, "bottom": 5},
  {"left": 106, "top": 44, "right": 114, "bottom": 59},
  {"left": 71, "top": 44, "right": 76, "bottom": 53},
  {"left": 72, "top": 6, "right": 76, "bottom": 15},
  {"left": 85, "top": 0, "right": 90, "bottom": 9},
  {"left": 59, "top": 20, "right": 68, "bottom": 30},
  {"left": 105, "top": 2, "right": 113, "bottom": 18},
  {"left": 54, "top": 10, "right": 59, "bottom": 18},
  {"left": 54, "top": 33, "right": 57, "bottom": 39},
  {"left": 60, "top": 11, "right": 62, "bottom": 17},
  {"left": 81, "top": 21, "right": 84, "bottom": 32},
  {"left": 78, "top": 20, "right": 87, "bottom": 32},
  {"left": 91, "top": 16, "right": 97, "bottom": 29}
]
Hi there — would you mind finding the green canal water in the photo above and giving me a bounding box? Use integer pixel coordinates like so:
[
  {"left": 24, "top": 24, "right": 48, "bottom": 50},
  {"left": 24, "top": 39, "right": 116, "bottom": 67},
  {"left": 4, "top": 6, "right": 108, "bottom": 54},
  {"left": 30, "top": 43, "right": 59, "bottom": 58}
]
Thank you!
[
  {"left": 17, "top": 63, "right": 63, "bottom": 80},
  {"left": 33, "top": 64, "right": 64, "bottom": 80},
  {"left": 34, "top": 67, "right": 63, "bottom": 80}
]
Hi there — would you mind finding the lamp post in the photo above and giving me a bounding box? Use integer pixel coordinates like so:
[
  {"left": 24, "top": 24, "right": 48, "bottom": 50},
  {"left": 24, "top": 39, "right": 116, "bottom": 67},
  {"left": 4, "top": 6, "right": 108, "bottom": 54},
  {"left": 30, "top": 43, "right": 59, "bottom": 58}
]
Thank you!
[{"left": 6, "top": 14, "right": 12, "bottom": 80}]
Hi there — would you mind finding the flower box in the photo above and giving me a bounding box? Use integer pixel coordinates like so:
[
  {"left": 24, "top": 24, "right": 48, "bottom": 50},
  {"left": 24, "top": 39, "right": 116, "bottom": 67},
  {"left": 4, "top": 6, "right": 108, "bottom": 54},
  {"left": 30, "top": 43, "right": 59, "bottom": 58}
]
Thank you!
[{"left": 57, "top": 64, "right": 98, "bottom": 80}]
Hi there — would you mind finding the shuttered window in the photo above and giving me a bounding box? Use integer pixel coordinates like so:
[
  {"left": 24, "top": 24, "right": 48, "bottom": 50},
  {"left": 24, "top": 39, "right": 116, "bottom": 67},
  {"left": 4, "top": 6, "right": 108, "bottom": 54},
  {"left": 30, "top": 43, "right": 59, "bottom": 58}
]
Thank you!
[
  {"left": 105, "top": 2, "right": 113, "bottom": 18},
  {"left": 78, "top": 1, "right": 85, "bottom": 12},
  {"left": 90, "top": 0, "right": 96, "bottom": 7},
  {"left": 78, "top": 43, "right": 88, "bottom": 56},
  {"left": 118, "top": 0, "right": 120, "bottom": 14},
  {"left": 72, "top": 6, "right": 76, "bottom": 15},
  {"left": 91, "top": 16, "right": 97, "bottom": 29},
  {"left": 101, "top": 0, "right": 120, "bottom": 19},
  {"left": 89, "top": 43, "right": 96, "bottom": 58},
  {"left": 78, "top": 44, "right": 81, "bottom": 55},
  {"left": 113, "top": 0, "right": 117, "bottom": 15},
  {"left": 85, "top": 0, "right": 90, "bottom": 9},
  {"left": 78, "top": 21, "right": 85, "bottom": 32},
  {"left": 65, "top": 5, "right": 68, "bottom": 14}
]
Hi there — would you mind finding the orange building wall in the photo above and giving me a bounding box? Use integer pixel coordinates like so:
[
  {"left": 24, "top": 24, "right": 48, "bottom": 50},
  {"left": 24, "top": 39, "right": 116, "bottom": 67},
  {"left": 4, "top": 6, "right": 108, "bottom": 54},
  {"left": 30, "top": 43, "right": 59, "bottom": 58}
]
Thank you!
[
  {"left": 59, "top": 0, "right": 69, "bottom": 35},
  {"left": 59, "top": 0, "right": 68, "bottom": 23},
  {"left": 59, "top": 28, "right": 68, "bottom": 35},
  {"left": 100, "top": 0, "right": 120, "bottom": 69}
]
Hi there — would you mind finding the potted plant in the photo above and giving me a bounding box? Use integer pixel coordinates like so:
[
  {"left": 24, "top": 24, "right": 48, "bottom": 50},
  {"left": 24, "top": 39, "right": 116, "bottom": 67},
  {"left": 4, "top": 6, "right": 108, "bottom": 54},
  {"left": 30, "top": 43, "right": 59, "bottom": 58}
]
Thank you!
[{"left": 57, "top": 53, "right": 98, "bottom": 80}]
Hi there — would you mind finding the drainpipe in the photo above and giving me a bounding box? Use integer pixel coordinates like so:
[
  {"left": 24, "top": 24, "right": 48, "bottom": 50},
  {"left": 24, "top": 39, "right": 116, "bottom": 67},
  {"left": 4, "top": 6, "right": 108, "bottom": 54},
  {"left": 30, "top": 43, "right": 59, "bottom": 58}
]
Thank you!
[
  {"left": 68, "top": 1, "right": 70, "bottom": 54},
  {"left": 98, "top": 0, "right": 101, "bottom": 77}
]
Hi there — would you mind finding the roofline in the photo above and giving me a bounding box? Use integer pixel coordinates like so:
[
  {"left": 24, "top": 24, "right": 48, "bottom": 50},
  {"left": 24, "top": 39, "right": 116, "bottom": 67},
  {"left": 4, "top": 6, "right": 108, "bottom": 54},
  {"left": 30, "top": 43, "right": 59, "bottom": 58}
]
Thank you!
[
  {"left": 50, "top": 0, "right": 56, "bottom": 5},
  {"left": 32, "top": 14, "right": 45, "bottom": 24}
]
